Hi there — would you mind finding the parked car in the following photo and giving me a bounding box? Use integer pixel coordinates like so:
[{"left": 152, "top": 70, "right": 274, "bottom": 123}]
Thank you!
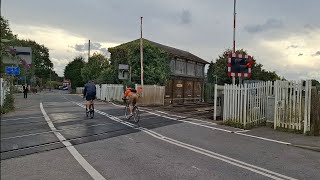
[{"left": 59, "top": 86, "right": 67, "bottom": 90}]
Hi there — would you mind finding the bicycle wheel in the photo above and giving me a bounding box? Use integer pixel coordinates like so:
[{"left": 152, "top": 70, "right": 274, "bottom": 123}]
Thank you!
[
  {"left": 90, "top": 105, "right": 94, "bottom": 119},
  {"left": 124, "top": 105, "right": 129, "bottom": 119},
  {"left": 132, "top": 106, "right": 140, "bottom": 123}
]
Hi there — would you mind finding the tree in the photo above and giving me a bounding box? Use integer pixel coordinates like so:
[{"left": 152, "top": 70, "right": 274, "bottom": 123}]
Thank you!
[
  {"left": 64, "top": 56, "right": 85, "bottom": 89},
  {"left": 108, "top": 39, "right": 170, "bottom": 85},
  {"left": 1, "top": 16, "right": 17, "bottom": 75},
  {"left": 1, "top": 16, "right": 59, "bottom": 85},
  {"left": 0, "top": 16, "right": 17, "bottom": 40},
  {"left": 96, "top": 67, "right": 116, "bottom": 84},
  {"left": 207, "top": 49, "right": 281, "bottom": 84},
  {"left": 81, "top": 53, "right": 109, "bottom": 83},
  {"left": 311, "top": 79, "right": 320, "bottom": 87}
]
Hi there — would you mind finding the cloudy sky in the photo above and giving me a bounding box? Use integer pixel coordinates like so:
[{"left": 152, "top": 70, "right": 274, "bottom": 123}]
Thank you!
[{"left": 3, "top": 0, "right": 320, "bottom": 80}]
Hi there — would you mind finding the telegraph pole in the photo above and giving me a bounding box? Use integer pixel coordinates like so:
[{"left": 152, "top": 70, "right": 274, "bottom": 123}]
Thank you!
[
  {"left": 88, "top": 40, "right": 91, "bottom": 61},
  {"left": 140, "top": 17, "right": 144, "bottom": 90}
]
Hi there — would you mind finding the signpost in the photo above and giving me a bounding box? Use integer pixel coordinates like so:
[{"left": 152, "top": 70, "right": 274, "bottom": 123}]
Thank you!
[
  {"left": 5, "top": 66, "right": 20, "bottom": 76},
  {"left": 118, "top": 64, "right": 129, "bottom": 80}
]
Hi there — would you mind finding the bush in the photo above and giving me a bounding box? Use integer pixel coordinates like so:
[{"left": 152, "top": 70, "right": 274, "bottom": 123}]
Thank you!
[
  {"left": 0, "top": 91, "right": 15, "bottom": 114},
  {"left": 46, "top": 81, "right": 63, "bottom": 89}
]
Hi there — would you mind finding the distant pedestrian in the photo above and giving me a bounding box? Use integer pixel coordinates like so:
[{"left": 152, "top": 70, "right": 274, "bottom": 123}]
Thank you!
[{"left": 23, "top": 85, "right": 28, "bottom": 98}]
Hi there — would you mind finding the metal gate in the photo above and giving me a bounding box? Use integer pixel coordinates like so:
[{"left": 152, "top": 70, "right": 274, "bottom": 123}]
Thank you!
[{"left": 274, "top": 80, "right": 312, "bottom": 133}]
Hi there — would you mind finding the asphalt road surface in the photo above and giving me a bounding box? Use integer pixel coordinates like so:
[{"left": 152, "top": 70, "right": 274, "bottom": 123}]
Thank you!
[{"left": 1, "top": 91, "right": 319, "bottom": 180}]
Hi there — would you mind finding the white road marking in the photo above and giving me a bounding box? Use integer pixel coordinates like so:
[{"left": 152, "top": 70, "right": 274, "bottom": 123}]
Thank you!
[
  {"left": 84, "top": 98, "right": 293, "bottom": 146},
  {"left": 40, "top": 103, "right": 106, "bottom": 180},
  {"left": 155, "top": 110, "right": 219, "bottom": 125},
  {"left": 234, "top": 132, "right": 291, "bottom": 145},
  {"left": 148, "top": 110, "right": 292, "bottom": 145},
  {"left": 234, "top": 130, "right": 250, "bottom": 133},
  {"left": 72, "top": 101, "right": 296, "bottom": 180},
  {"left": 110, "top": 102, "right": 124, "bottom": 108},
  {"left": 1, "top": 116, "right": 44, "bottom": 122},
  {"left": 144, "top": 111, "right": 232, "bottom": 133},
  {"left": 192, "top": 165, "right": 201, "bottom": 171}
]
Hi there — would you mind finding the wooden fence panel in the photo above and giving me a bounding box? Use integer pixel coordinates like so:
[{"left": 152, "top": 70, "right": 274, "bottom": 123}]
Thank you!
[{"left": 136, "top": 85, "right": 165, "bottom": 106}]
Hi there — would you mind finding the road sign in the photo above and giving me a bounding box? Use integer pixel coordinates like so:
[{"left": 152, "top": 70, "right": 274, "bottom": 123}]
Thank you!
[
  {"left": 5, "top": 66, "right": 20, "bottom": 76},
  {"left": 228, "top": 52, "right": 254, "bottom": 78},
  {"left": 118, "top": 64, "right": 129, "bottom": 80}
]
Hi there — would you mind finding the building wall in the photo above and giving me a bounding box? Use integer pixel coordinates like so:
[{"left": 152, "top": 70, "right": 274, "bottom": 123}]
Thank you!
[
  {"left": 165, "top": 76, "right": 204, "bottom": 105},
  {"left": 170, "top": 58, "right": 205, "bottom": 78},
  {"left": 165, "top": 57, "right": 206, "bottom": 104}
]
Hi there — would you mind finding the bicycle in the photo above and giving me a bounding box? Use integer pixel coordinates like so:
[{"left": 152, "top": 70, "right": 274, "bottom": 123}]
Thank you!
[
  {"left": 86, "top": 100, "right": 94, "bottom": 119},
  {"left": 123, "top": 98, "right": 140, "bottom": 123}
]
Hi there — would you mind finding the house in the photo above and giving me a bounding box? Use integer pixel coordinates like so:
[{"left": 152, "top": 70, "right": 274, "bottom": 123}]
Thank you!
[{"left": 109, "top": 39, "right": 209, "bottom": 104}]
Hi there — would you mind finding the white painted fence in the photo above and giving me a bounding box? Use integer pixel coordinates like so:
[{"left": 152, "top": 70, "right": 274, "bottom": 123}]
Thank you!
[
  {"left": 274, "top": 80, "right": 312, "bottom": 133},
  {"left": 0, "top": 78, "right": 9, "bottom": 106},
  {"left": 77, "top": 84, "right": 123, "bottom": 102},
  {"left": 76, "top": 87, "right": 84, "bottom": 94},
  {"left": 135, "top": 84, "right": 165, "bottom": 106},
  {"left": 223, "top": 81, "right": 273, "bottom": 128},
  {"left": 221, "top": 80, "right": 313, "bottom": 133},
  {"left": 78, "top": 84, "right": 165, "bottom": 106},
  {"left": 99, "top": 84, "right": 124, "bottom": 102}
]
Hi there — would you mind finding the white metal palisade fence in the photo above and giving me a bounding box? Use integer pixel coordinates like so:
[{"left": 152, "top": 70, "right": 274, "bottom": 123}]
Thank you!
[
  {"left": 223, "top": 81, "right": 273, "bottom": 128},
  {"left": 96, "top": 84, "right": 123, "bottom": 102},
  {"left": 274, "top": 80, "right": 312, "bottom": 134},
  {"left": 76, "top": 84, "right": 123, "bottom": 102},
  {"left": 222, "top": 80, "right": 312, "bottom": 133}
]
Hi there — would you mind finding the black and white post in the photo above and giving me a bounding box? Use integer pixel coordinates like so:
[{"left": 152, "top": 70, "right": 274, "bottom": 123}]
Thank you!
[{"left": 232, "top": 0, "right": 236, "bottom": 84}]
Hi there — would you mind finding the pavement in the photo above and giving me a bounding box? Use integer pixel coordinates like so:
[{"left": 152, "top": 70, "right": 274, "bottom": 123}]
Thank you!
[{"left": 1, "top": 90, "right": 319, "bottom": 180}]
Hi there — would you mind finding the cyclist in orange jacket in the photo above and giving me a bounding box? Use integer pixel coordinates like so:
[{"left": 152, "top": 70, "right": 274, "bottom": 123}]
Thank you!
[{"left": 123, "top": 88, "right": 139, "bottom": 117}]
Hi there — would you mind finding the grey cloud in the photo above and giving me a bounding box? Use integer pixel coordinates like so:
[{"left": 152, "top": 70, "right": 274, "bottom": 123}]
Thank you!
[
  {"left": 74, "top": 44, "right": 86, "bottom": 52},
  {"left": 99, "top": 47, "right": 109, "bottom": 55},
  {"left": 4, "top": 0, "right": 320, "bottom": 80},
  {"left": 180, "top": 10, "right": 192, "bottom": 24},
  {"left": 73, "top": 42, "right": 103, "bottom": 52},
  {"left": 304, "top": 24, "right": 320, "bottom": 30},
  {"left": 312, "top": 51, "right": 320, "bottom": 56},
  {"left": 298, "top": 53, "right": 303, "bottom": 56},
  {"left": 287, "top": 45, "right": 299, "bottom": 49},
  {"left": 244, "top": 19, "right": 284, "bottom": 33}
]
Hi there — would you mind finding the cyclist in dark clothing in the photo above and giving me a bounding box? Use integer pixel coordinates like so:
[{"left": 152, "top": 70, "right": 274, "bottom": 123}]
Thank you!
[{"left": 83, "top": 80, "right": 96, "bottom": 112}]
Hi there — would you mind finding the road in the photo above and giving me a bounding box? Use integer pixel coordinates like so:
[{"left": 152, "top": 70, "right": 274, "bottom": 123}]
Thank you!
[{"left": 1, "top": 91, "right": 320, "bottom": 180}]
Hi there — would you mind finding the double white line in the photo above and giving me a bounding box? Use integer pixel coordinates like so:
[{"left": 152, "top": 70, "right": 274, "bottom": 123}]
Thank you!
[{"left": 74, "top": 102, "right": 297, "bottom": 180}]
